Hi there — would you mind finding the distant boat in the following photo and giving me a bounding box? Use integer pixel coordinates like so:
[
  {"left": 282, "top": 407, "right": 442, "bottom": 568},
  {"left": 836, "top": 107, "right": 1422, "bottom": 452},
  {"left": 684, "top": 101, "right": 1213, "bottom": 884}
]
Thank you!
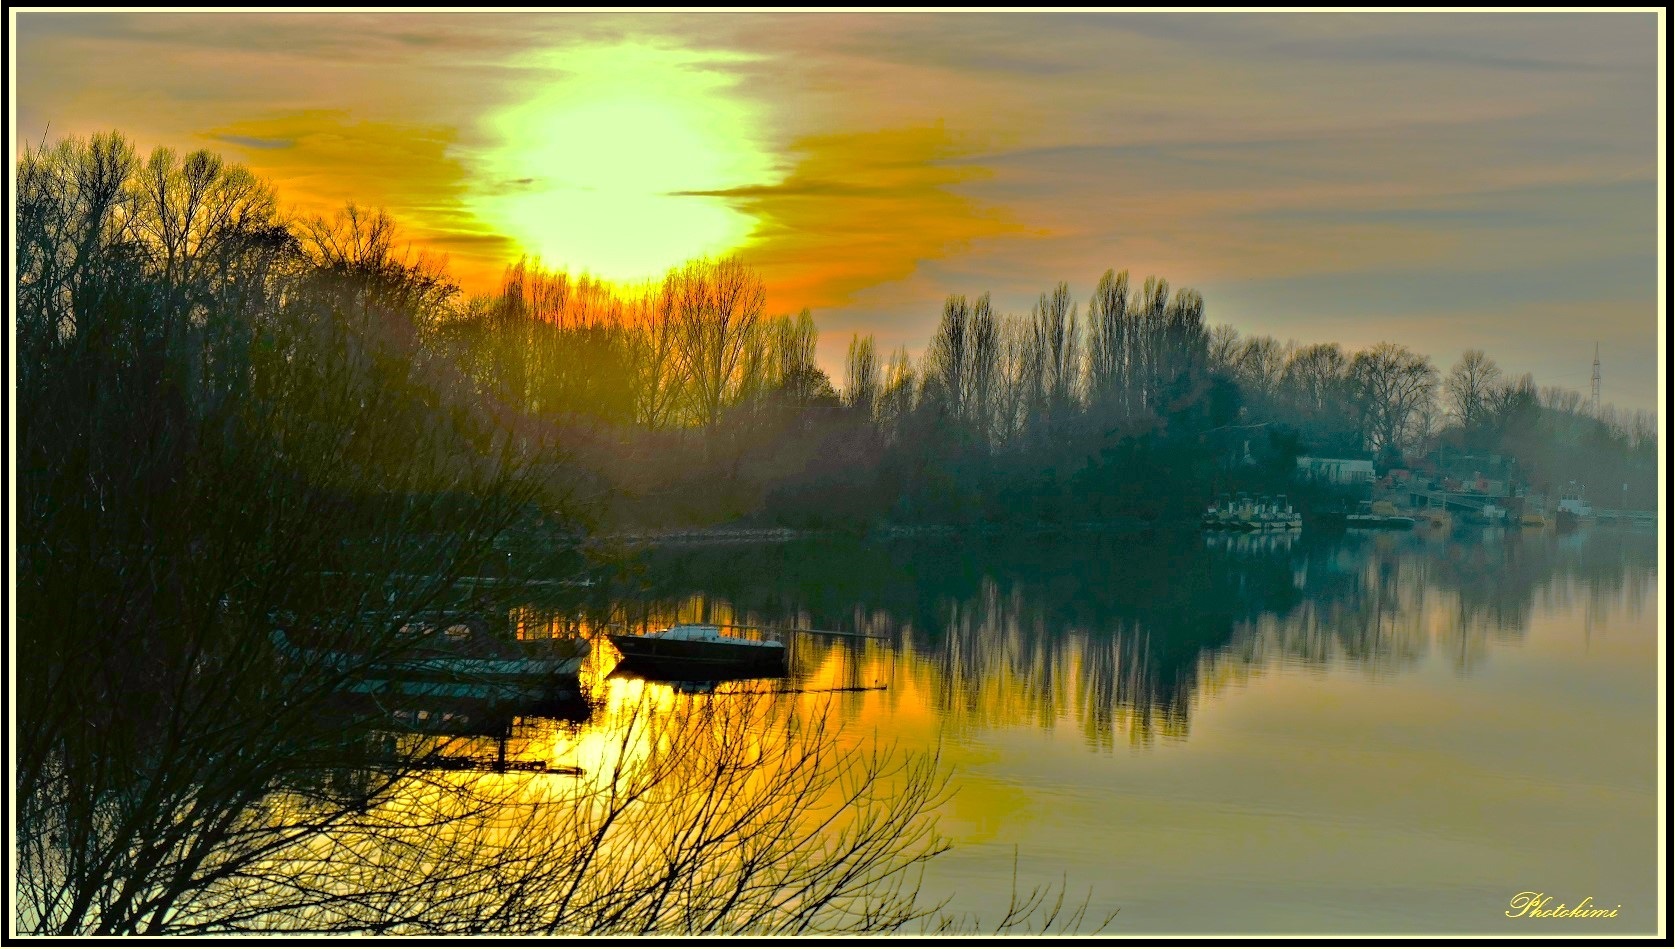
[
  {"left": 1557, "top": 490, "right": 1592, "bottom": 519},
  {"left": 1263, "top": 495, "right": 1303, "bottom": 530},
  {"left": 1203, "top": 494, "right": 1300, "bottom": 531},
  {"left": 608, "top": 623, "right": 788, "bottom": 677},
  {"left": 1555, "top": 490, "right": 1591, "bottom": 531},
  {"left": 1202, "top": 494, "right": 1233, "bottom": 530}
]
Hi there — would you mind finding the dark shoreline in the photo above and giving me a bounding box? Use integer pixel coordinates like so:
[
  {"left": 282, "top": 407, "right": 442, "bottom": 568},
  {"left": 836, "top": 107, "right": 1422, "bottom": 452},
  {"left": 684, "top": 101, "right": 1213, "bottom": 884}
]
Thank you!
[{"left": 592, "top": 517, "right": 1167, "bottom": 547}]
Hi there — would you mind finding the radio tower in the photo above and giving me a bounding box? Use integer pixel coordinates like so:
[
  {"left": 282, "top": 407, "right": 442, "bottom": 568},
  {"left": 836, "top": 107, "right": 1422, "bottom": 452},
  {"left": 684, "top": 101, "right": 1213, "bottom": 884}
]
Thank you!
[{"left": 1589, "top": 342, "right": 1601, "bottom": 417}]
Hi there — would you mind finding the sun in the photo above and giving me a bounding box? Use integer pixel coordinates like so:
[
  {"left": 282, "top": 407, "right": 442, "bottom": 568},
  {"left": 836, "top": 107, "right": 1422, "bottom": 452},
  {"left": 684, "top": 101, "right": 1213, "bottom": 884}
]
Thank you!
[{"left": 474, "top": 42, "right": 777, "bottom": 284}]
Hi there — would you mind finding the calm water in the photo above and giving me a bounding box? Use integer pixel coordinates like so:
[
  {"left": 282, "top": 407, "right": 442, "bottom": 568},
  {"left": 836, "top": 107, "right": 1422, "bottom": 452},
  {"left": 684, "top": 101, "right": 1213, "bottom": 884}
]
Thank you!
[{"left": 501, "top": 524, "right": 1660, "bottom": 935}]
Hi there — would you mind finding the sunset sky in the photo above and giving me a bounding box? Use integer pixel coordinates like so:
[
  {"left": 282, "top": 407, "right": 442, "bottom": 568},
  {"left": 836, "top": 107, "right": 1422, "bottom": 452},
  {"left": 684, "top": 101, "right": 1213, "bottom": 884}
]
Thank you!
[{"left": 12, "top": 11, "right": 1664, "bottom": 410}]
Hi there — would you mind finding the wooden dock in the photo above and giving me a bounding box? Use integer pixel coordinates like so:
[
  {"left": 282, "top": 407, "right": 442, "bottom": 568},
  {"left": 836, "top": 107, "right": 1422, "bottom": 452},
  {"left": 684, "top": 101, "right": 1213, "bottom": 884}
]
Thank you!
[
  {"left": 1405, "top": 489, "right": 1497, "bottom": 513},
  {"left": 1591, "top": 509, "right": 1658, "bottom": 526}
]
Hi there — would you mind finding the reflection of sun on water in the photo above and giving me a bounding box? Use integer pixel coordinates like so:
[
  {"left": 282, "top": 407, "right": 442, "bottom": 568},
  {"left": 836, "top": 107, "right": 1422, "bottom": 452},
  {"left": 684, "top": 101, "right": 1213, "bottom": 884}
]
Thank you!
[{"left": 475, "top": 42, "right": 777, "bottom": 284}]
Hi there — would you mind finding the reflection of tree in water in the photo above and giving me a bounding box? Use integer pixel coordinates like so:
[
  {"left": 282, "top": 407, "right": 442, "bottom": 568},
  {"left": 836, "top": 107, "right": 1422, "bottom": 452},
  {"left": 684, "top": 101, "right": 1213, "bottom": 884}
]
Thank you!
[
  {"left": 1224, "top": 534, "right": 1430, "bottom": 675},
  {"left": 1391, "top": 527, "right": 1651, "bottom": 672},
  {"left": 1220, "top": 527, "right": 1654, "bottom": 676},
  {"left": 596, "top": 534, "right": 1296, "bottom": 747},
  {"left": 901, "top": 540, "right": 1306, "bottom": 748},
  {"left": 587, "top": 526, "right": 1654, "bottom": 747}
]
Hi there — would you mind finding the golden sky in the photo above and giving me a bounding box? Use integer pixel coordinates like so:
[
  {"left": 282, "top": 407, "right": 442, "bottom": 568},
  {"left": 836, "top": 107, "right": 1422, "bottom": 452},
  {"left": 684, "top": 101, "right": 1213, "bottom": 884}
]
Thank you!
[{"left": 12, "top": 11, "right": 1664, "bottom": 408}]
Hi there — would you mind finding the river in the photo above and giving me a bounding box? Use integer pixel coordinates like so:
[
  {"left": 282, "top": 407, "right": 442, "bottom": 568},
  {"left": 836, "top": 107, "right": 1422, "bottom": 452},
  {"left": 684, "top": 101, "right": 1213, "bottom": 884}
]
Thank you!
[{"left": 461, "top": 523, "right": 1661, "bottom": 936}]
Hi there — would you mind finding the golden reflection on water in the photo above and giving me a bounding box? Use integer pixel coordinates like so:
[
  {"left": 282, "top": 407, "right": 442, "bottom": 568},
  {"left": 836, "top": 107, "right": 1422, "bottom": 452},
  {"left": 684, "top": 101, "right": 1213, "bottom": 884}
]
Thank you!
[{"left": 338, "top": 526, "right": 1656, "bottom": 934}]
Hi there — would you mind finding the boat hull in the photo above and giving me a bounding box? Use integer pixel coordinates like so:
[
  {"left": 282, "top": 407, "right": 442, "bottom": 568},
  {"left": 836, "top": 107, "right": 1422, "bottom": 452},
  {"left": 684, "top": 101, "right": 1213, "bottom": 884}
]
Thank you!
[
  {"left": 1555, "top": 509, "right": 1589, "bottom": 532},
  {"left": 608, "top": 634, "right": 787, "bottom": 676}
]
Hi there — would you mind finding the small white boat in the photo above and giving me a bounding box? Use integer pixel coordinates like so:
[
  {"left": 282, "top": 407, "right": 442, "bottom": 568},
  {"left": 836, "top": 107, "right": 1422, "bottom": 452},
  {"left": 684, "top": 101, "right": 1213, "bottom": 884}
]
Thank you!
[
  {"left": 1203, "top": 494, "right": 1301, "bottom": 531},
  {"left": 1263, "top": 495, "right": 1303, "bottom": 530},
  {"left": 1557, "top": 489, "right": 1592, "bottom": 519},
  {"left": 1555, "top": 488, "right": 1592, "bottom": 530}
]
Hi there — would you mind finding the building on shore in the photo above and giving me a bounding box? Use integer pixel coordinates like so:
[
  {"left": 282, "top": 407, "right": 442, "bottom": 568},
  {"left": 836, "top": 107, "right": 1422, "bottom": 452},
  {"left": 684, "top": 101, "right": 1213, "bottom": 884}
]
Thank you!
[{"left": 1295, "top": 457, "right": 1376, "bottom": 485}]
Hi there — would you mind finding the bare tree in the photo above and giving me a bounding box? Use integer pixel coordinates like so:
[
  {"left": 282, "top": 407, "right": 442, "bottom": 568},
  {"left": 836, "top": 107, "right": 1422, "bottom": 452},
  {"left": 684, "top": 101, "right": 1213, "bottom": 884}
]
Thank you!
[
  {"left": 924, "top": 294, "right": 1002, "bottom": 449},
  {"left": 1444, "top": 349, "right": 1503, "bottom": 433},
  {"left": 1233, "top": 335, "right": 1292, "bottom": 408},
  {"left": 773, "top": 308, "right": 822, "bottom": 405},
  {"left": 878, "top": 347, "right": 918, "bottom": 447},
  {"left": 17, "top": 259, "right": 544, "bottom": 938},
  {"left": 23, "top": 684, "right": 1107, "bottom": 937},
  {"left": 967, "top": 294, "right": 1002, "bottom": 449},
  {"left": 1347, "top": 343, "right": 1438, "bottom": 455},
  {"left": 1084, "top": 271, "right": 1212, "bottom": 434},
  {"left": 996, "top": 316, "right": 1038, "bottom": 447},
  {"left": 1626, "top": 408, "right": 1657, "bottom": 452},
  {"left": 1280, "top": 342, "right": 1348, "bottom": 416},
  {"left": 16, "top": 131, "right": 141, "bottom": 348},
  {"left": 1029, "top": 282, "right": 1081, "bottom": 440},
  {"left": 1205, "top": 324, "right": 1242, "bottom": 377},
  {"left": 1149, "top": 286, "right": 1210, "bottom": 422},
  {"left": 844, "top": 333, "right": 879, "bottom": 419},
  {"left": 1486, "top": 372, "right": 1540, "bottom": 439},
  {"left": 627, "top": 278, "right": 687, "bottom": 430},
  {"left": 924, "top": 295, "right": 972, "bottom": 422},
  {"left": 131, "top": 147, "right": 276, "bottom": 274},
  {"left": 1085, "top": 269, "right": 1133, "bottom": 422},
  {"left": 1538, "top": 385, "right": 1583, "bottom": 416},
  {"left": 299, "top": 203, "right": 457, "bottom": 323},
  {"left": 672, "top": 256, "right": 767, "bottom": 434}
]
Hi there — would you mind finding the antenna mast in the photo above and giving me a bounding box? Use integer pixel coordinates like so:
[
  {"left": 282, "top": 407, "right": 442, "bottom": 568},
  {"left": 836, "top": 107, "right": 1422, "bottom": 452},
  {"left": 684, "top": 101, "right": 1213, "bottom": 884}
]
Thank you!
[{"left": 1590, "top": 342, "right": 1601, "bottom": 417}]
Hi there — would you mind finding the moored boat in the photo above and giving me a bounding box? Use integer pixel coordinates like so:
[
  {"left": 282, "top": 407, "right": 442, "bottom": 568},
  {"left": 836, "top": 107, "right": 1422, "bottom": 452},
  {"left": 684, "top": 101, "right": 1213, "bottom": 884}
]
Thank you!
[
  {"left": 1265, "top": 495, "right": 1303, "bottom": 530},
  {"left": 1555, "top": 488, "right": 1591, "bottom": 531},
  {"left": 1202, "top": 494, "right": 1233, "bottom": 529},
  {"left": 1202, "top": 493, "right": 1300, "bottom": 531},
  {"left": 608, "top": 623, "right": 788, "bottom": 677}
]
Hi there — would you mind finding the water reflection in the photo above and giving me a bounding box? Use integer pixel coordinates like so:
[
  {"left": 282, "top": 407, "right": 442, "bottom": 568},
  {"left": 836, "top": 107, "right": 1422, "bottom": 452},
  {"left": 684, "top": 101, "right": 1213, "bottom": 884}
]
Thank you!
[
  {"left": 264, "top": 524, "right": 1654, "bottom": 936},
  {"left": 532, "top": 525, "right": 1656, "bottom": 750}
]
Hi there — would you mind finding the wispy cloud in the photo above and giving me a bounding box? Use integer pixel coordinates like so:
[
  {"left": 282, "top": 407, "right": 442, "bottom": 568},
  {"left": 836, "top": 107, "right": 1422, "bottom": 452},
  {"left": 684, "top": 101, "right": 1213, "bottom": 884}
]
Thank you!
[
  {"left": 699, "top": 124, "right": 1027, "bottom": 314},
  {"left": 204, "top": 110, "right": 513, "bottom": 287},
  {"left": 210, "top": 133, "right": 294, "bottom": 150}
]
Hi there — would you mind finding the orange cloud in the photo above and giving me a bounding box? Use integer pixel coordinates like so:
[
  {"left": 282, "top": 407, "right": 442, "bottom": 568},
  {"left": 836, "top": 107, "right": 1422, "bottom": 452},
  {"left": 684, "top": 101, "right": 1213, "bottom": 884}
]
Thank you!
[
  {"left": 205, "top": 110, "right": 514, "bottom": 292},
  {"left": 679, "top": 124, "right": 1028, "bottom": 314}
]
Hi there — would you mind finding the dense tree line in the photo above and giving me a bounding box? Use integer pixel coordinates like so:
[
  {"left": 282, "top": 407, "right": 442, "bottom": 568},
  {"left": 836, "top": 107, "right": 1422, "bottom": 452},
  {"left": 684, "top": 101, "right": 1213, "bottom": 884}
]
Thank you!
[
  {"left": 1199, "top": 329, "right": 1655, "bottom": 509},
  {"left": 19, "top": 133, "right": 1658, "bottom": 550},
  {"left": 17, "top": 129, "right": 1658, "bottom": 581},
  {"left": 418, "top": 255, "right": 1656, "bottom": 527}
]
